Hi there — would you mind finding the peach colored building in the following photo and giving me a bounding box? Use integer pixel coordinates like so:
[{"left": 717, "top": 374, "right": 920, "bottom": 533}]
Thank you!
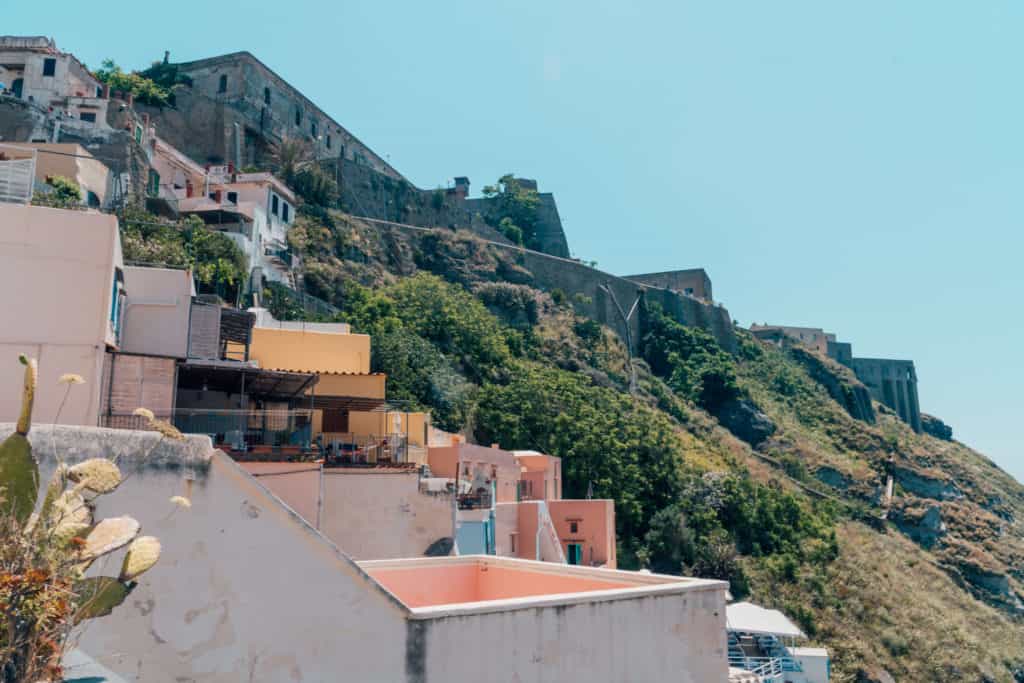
[
  {"left": 0, "top": 204, "right": 123, "bottom": 426},
  {"left": 430, "top": 441, "right": 618, "bottom": 567},
  {"left": 20, "top": 143, "right": 113, "bottom": 208}
]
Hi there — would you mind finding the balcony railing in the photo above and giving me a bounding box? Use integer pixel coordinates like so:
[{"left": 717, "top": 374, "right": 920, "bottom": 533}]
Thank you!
[
  {"left": 320, "top": 433, "right": 410, "bottom": 467},
  {"left": 173, "top": 409, "right": 313, "bottom": 452}
]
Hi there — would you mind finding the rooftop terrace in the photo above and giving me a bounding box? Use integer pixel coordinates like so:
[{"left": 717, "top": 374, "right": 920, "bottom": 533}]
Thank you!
[{"left": 360, "top": 555, "right": 720, "bottom": 614}]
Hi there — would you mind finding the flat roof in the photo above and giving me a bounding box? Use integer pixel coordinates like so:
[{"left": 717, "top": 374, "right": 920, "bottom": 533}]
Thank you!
[{"left": 360, "top": 555, "right": 726, "bottom": 620}]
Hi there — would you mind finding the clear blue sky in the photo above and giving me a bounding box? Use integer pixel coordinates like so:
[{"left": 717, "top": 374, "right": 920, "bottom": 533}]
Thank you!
[{"left": 11, "top": 1, "right": 1023, "bottom": 481}]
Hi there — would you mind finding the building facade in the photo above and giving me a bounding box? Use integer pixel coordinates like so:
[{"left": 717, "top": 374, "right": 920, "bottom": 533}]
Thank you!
[{"left": 625, "top": 267, "right": 714, "bottom": 302}]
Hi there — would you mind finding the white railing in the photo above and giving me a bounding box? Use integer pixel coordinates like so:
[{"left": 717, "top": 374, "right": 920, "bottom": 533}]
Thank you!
[
  {"left": 535, "top": 501, "right": 566, "bottom": 563},
  {"left": 0, "top": 144, "right": 36, "bottom": 204}
]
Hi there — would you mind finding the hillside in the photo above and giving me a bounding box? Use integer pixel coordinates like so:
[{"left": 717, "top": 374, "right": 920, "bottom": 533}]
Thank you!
[{"left": 267, "top": 210, "right": 1024, "bottom": 681}]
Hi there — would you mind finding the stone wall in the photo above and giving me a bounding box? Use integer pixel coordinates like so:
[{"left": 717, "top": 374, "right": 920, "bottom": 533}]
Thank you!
[
  {"left": 851, "top": 357, "right": 922, "bottom": 432},
  {"left": 623, "top": 268, "right": 713, "bottom": 302}
]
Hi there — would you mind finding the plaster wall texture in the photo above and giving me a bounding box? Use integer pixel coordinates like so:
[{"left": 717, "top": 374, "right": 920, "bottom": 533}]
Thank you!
[
  {"left": 0, "top": 204, "right": 122, "bottom": 426},
  {"left": 416, "top": 583, "right": 729, "bottom": 683},
  {"left": 249, "top": 326, "right": 371, "bottom": 373},
  {"left": 549, "top": 498, "right": 617, "bottom": 568},
  {"left": 240, "top": 462, "right": 455, "bottom": 560},
  {"left": 120, "top": 266, "right": 194, "bottom": 359},
  {"left": 23, "top": 142, "right": 112, "bottom": 206}
]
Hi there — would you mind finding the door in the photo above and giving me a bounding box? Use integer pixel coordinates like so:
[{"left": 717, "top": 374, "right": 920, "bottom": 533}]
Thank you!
[
  {"left": 567, "top": 543, "right": 583, "bottom": 565},
  {"left": 11, "top": 78, "right": 23, "bottom": 98}
]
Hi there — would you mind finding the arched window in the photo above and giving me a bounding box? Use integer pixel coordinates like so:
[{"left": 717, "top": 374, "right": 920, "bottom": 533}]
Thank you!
[
  {"left": 218, "top": 74, "right": 227, "bottom": 93},
  {"left": 263, "top": 86, "right": 270, "bottom": 105},
  {"left": 295, "top": 107, "right": 302, "bottom": 126}
]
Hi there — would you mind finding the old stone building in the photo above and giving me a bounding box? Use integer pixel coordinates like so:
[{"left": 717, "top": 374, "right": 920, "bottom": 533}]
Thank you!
[
  {"left": 141, "top": 51, "right": 401, "bottom": 177},
  {"left": 752, "top": 324, "right": 922, "bottom": 432},
  {"left": 625, "top": 268, "right": 714, "bottom": 302},
  {"left": 850, "top": 358, "right": 922, "bottom": 432}
]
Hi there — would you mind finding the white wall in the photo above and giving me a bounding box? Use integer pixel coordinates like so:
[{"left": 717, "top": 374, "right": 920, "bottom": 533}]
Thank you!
[
  {"left": 420, "top": 586, "right": 730, "bottom": 683},
  {"left": 121, "top": 267, "right": 194, "bottom": 359}
]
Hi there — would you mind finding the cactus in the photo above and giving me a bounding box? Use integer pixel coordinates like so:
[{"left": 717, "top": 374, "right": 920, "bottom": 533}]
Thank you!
[
  {"left": 0, "top": 355, "right": 177, "bottom": 683},
  {"left": 0, "top": 356, "right": 40, "bottom": 525}
]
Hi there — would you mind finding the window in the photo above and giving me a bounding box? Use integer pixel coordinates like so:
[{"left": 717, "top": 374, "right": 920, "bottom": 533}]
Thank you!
[
  {"left": 271, "top": 194, "right": 279, "bottom": 216},
  {"left": 510, "top": 534, "right": 517, "bottom": 554},
  {"left": 567, "top": 543, "right": 583, "bottom": 565},
  {"left": 42, "top": 58, "right": 56, "bottom": 77},
  {"left": 96, "top": 86, "right": 103, "bottom": 98},
  {"left": 218, "top": 74, "right": 227, "bottom": 93},
  {"left": 326, "top": 134, "right": 331, "bottom": 149},
  {"left": 295, "top": 108, "right": 302, "bottom": 126},
  {"left": 146, "top": 169, "right": 160, "bottom": 197},
  {"left": 79, "top": 112, "right": 96, "bottom": 123},
  {"left": 282, "top": 203, "right": 290, "bottom": 222},
  {"left": 134, "top": 125, "right": 143, "bottom": 143},
  {"left": 227, "top": 191, "right": 238, "bottom": 204},
  {"left": 263, "top": 86, "right": 271, "bottom": 105},
  {"left": 86, "top": 191, "right": 100, "bottom": 208},
  {"left": 311, "top": 121, "right": 318, "bottom": 138},
  {"left": 569, "top": 521, "right": 578, "bottom": 534}
]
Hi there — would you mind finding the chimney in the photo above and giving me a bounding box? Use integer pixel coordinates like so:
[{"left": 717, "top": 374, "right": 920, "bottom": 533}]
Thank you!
[
  {"left": 101, "top": 84, "right": 110, "bottom": 99},
  {"left": 163, "top": 50, "right": 170, "bottom": 65}
]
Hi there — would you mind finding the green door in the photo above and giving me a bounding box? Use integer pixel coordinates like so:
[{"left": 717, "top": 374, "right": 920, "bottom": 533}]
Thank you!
[{"left": 567, "top": 543, "right": 583, "bottom": 565}]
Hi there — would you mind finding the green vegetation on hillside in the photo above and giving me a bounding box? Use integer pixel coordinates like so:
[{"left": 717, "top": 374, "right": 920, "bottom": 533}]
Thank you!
[
  {"left": 482, "top": 174, "right": 542, "bottom": 248},
  {"left": 118, "top": 208, "right": 248, "bottom": 302}
]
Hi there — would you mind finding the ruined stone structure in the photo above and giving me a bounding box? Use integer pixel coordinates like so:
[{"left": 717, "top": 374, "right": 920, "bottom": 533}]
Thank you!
[
  {"left": 850, "top": 358, "right": 922, "bottom": 432},
  {"left": 141, "top": 51, "right": 573, "bottom": 257},
  {"left": 752, "top": 323, "right": 922, "bottom": 432},
  {"left": 624, "top": 268, "right": 713, "bottom": 302}
]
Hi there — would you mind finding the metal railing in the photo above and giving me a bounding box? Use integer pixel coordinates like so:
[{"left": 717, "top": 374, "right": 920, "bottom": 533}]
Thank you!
[
  {"left": 0, "top": 144, "right": 36, "bottom": 204},
  {"left": 457, "top": 491, "right": 493, "bottom": 510},
  {"left": 99, "top": 413, "right": 171, "bottom": 432},
  {"left": 173, "top": 409, "right": 314, "bottom": 451},
  {"left": 320, "top": 432, "right": 409, "bottom": 466}
]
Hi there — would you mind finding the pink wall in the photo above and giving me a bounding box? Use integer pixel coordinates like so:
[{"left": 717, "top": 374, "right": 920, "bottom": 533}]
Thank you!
[
  {"left": 366, "top": 562, "right": 632, "bottom": 608},
  {"left": 514, "top": 452, "right": 561, "bottom": 500},
  {"left": 516, "top": 501, "right": 540, "bottom": 561},
  {"left": 549, "top": 499, "right": 617, "bottom": 569},
  {"left": 428, "top": 443, "right": 520, "bottom": 503}
]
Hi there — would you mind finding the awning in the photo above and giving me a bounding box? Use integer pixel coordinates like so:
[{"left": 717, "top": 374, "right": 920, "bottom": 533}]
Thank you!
[
  {"left": 726, "top": 602, "right": 806, "bottom": 639},
  {"left": 178, "top": 361, "right": 317, "bottom": 400}
]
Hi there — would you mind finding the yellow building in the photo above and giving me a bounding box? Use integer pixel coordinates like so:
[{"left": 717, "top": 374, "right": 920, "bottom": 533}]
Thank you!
[{"left": 247, "top": 310, "right": 430, "bottom": 463}]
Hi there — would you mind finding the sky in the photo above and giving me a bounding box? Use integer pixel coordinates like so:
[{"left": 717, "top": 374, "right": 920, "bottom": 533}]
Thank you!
[{"left": 10, "top": 1, "right": 1023, "bottom": 481}]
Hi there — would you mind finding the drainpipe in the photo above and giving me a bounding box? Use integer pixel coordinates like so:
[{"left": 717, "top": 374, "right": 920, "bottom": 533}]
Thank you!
[{"left": 488, "top": 479, "right": 496, "bottom": 555}]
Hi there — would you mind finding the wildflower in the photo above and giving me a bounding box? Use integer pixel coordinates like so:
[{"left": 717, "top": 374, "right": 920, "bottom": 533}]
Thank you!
[
  {"left": 67, "top": 458, "right": 121, "bottom": 494},
  {"left": 119, "top": 536, "right": 161, "bottom": 581},
  {"left": 132, "top": 407, "right": 155, "bottom": 421},
  {"left": 169, "top": 495, "right": 191, "bottom": 509},
  {"left": 58, "top": 373, "right": 85, "bottom": 385}
]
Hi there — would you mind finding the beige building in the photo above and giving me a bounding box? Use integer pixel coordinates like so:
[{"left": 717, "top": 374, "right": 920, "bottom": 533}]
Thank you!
[
  {"left": 0, "top": 203, "right": 123, "bottom": 425},
  {"left": 0, "top": 36, "right": 110, "bottom": 131},
  {"left": 21, "top": 142, "right": 113, "bottom": 207}
]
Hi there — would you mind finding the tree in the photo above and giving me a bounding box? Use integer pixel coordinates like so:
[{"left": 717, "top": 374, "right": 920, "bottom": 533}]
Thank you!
[
  {"left": 482, "top": 175, "right": 542, "bottom": 250},
  {"left": 93, "top": 60, "right": 171, "bottom": 106}
]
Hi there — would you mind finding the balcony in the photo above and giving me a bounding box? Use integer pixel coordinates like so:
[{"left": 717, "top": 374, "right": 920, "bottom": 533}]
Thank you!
[
  {"left": 320, "top": 433, "right": 412, "bottom": 468},
  {"left": 173, "top": 409, "right": 314, "bottom": 455}
]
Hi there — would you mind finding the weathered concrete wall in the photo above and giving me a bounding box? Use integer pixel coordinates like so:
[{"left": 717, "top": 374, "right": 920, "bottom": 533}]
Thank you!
[
  {"left": 241, "top": 462, "right": 455, "bottom": 560},
  {"left": 418, "top": 583, "right": 728, "bottom": 683},
  {"left": 9, "top": 425, "right": 411, "bottom": 683}
]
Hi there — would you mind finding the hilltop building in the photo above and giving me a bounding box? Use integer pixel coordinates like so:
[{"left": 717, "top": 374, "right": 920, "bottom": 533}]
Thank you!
[
  {"left": 625, "top": 267, "right": 714, "bottom": 302},
  {"left": 751, "top": 323, "right": 922, "bottom": 432}
]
